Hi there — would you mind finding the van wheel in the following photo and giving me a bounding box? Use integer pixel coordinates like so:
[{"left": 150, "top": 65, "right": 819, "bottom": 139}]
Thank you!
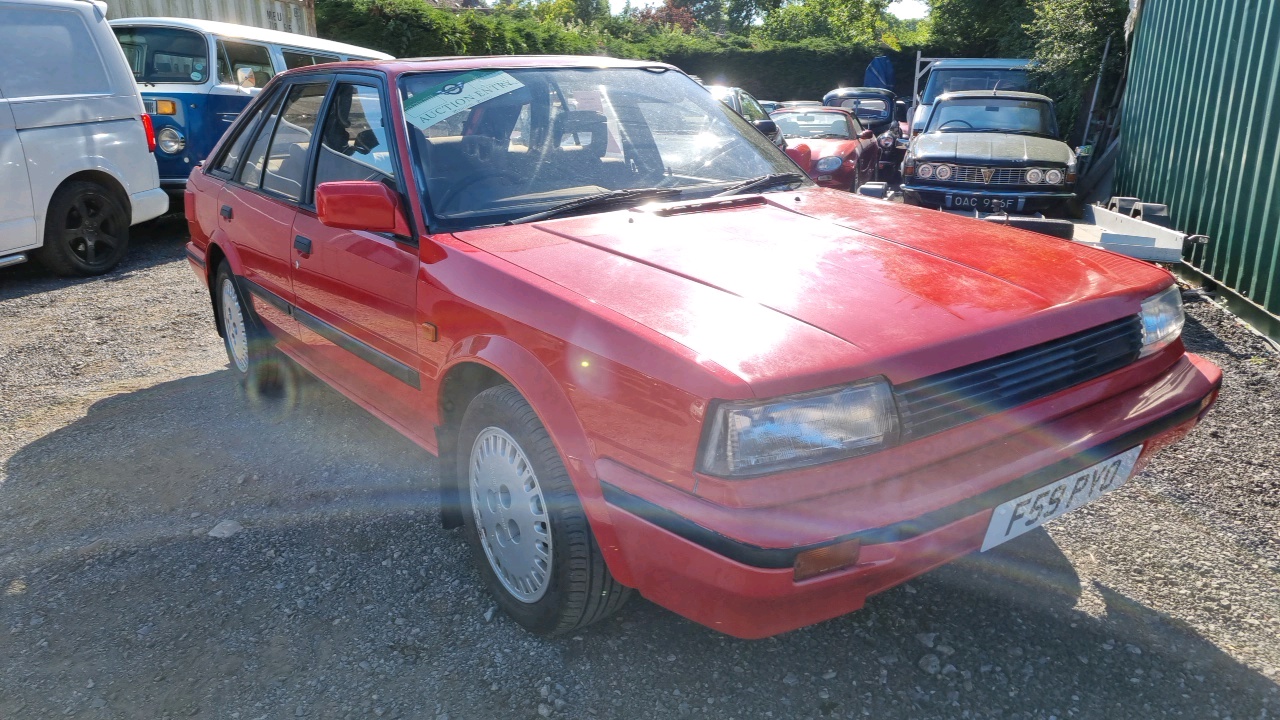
[
  {"left": 36, "top": 181, "right": 130, "bottom": 277},
  {"left": 458, "top": 385, "right": 631, "bottom": 635}
]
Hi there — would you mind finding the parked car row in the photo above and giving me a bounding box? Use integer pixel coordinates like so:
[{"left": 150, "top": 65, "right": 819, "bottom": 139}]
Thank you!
[{"left": 0, "top": 2, "right": 388, "bottom": 277}]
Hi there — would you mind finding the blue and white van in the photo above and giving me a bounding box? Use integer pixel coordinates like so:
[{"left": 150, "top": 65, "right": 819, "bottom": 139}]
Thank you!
[{"left": 108, "top": 18, "right": 391, "bottom": 198}]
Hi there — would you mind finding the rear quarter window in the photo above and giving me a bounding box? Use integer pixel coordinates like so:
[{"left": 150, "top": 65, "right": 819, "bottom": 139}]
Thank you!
[{"left": 0, "top": 6, "right": 111, "bottom": 99}]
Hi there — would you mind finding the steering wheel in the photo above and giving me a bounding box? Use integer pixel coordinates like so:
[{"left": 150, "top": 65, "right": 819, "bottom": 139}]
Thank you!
[{"left": 939, "top": 119, "right": 974, "bottom": 129}]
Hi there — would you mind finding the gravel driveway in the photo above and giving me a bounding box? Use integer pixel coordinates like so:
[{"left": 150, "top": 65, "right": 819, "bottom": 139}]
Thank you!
[{"left": 1, "top": 222, "right": 1278, "bottom": 719}]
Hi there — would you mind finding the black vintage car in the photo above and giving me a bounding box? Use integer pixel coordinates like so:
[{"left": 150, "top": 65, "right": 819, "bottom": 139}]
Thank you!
[
  {"left": 901, "top": 91, "right": 1078, "bottom": 216},
  {"left": 823, "top": 87, "right": 908, "bottom": 183}
]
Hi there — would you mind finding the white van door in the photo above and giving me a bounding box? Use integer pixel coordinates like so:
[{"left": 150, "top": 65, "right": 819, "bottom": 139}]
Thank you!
[{"left": 0, "top": 85, "right": 37, "bottom": 256}]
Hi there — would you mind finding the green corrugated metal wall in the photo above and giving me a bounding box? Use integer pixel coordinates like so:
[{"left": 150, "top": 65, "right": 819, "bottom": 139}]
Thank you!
[{"left": 1116, "top": 0, "right": 1280, "bottom": 334}]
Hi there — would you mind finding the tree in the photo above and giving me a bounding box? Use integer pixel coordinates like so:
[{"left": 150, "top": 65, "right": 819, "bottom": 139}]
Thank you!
[
  {"left": 926, "top": 0, "right": 1034, "bottom": 57},
  {"left": 1026, "top": 0, "right": 1129, "bottom": 141},
  {"left": 758, "top": 0, "right": 891, "bottom": 45}
]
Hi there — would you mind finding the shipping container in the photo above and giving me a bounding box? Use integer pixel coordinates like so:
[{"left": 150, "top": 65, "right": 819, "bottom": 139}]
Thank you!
[
  {"left": 1116, "top": 0, "right": 1280, "bottom": 340},
  {"left": 105, "top": 0, "right": 316, "bottom": 37}
]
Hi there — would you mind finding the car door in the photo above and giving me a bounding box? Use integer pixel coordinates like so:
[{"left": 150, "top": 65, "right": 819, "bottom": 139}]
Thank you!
[
  {"left": 288, "top": 77, "right": 426, "bottom": 432},
  {"left": 217, "top": 79, "right": 329, "bottom": 338},
  {"left": 0, "top": 83, "right": 36, "bottom": 256}
]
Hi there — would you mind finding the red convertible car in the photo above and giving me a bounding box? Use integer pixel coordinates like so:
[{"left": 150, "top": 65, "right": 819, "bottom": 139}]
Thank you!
[
  {"left": 184, "top": 56, "right": 1220, "bottom": 639},
  {"left": 771, "top": 107, "right": 880, "bottom": 190}
]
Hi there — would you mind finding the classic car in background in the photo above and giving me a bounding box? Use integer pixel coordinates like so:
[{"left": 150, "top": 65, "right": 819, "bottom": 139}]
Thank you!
[
  {"left": 771, "top": 107, "right": 879, "bottom": 190},
  {"left": 909, "top": 57, "right": 1033, "bottom": 137},
  {"left": 902, "top": 91, "right": 1077, "bottom": 216},
  {"left": 823, "top": 86, "right": 909, "bottom": 184}
]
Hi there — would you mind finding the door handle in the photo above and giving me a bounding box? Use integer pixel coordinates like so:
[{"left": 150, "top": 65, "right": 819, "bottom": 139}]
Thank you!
[
  {"left": 294, "top": 235, "right": 313, "bottom": 254},
  {"left": 220, "top": 205, "right": 233, "bottom": 220}
]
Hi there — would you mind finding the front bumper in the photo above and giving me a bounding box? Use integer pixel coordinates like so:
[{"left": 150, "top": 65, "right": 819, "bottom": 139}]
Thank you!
[
  {"left": 599, "top": 352, "right": 1221, "bottom": 639},
  {"left": 902, "top": 183, "right": 1075, "bottom": 213}
]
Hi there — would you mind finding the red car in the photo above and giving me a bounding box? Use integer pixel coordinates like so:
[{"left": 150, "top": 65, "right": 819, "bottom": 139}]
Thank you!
[
  {"left": 184, "top": 56, "right": 1220, "bottom": 639},
  {"left": 771, "top": 107, "right": 880, "bottom": 190}
]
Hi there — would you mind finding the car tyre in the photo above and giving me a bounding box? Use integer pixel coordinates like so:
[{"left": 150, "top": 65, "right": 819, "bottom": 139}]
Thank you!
[
  {"left": 458, "top": 384, "right": 631, "bottom": 635},
  {"left": 36, "top": 181, "right": 130, "bottom": 277},
  {"left": 213, "top": 261, "right": 294, "bottom": 402}
]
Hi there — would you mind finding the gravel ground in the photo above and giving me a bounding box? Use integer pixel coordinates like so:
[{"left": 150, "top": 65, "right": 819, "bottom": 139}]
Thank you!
[{"left": 1, "top": 223, "right": 1278, "bottom": 719}]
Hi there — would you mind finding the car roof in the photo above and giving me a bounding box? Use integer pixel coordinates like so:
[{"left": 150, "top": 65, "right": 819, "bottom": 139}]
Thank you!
[
  {"left": 929, "top": 58, "right": 1033, "bottom": 70},
  {"left": 108, "top": 17, "right": 393, "bottom": 58},
  {"left": 772, "top": 106, "right": 855, "bottom": 117},
  {"left": 937, "top": 90, "right": 1053, "bottom": 103}
]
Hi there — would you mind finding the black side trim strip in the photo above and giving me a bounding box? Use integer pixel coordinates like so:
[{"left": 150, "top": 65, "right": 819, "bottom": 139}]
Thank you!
[
  {"left": 602, "top": 389, "right": 1214, "bottom": 569},
  {"left": 293, "top": 307, "right": 421, "bottom": 390},
  {"left": 240, "top": 278, "right": 421, "bottom": 390},
  {"left": 185, "top": 247, "right": 207, "bottom": 270}
]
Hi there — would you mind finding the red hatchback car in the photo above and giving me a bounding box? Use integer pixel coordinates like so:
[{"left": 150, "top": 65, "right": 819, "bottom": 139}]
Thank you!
[
  {"left": 771, "top": 106, "right": 880, "bottom": 190},
  {"left": 185, "top": 56, "right": 1221, "bottom": 639}
]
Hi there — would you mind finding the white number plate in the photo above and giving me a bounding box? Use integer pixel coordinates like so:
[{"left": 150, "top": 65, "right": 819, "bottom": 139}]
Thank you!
[{"left": 981, "top": 445, "right": 1143, "bottom": 551}]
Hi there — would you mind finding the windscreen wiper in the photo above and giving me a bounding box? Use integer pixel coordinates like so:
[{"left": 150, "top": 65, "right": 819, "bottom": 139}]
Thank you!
[
  {"left": 712, "top": 172, "right": 807, "bottom": 197},
  {"left": 505, "top": 187, "right": 683, "bottom": 225}
]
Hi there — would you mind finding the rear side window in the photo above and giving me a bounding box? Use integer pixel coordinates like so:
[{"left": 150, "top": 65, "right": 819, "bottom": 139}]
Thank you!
[
  {"left": 282, "top": 50, "right": 340, "bottom": 70},
  {"left": 0, "top": 7, "right": 110, "bottom": 99},
  {"left": 218, "top": 41, "right": 275, "bottom": 89},
  {"left": 260, "top": 83, "right": 328, "bottom": 201},
  {"left": 237, "top": 99, "right": 284, "bottom": 189}
]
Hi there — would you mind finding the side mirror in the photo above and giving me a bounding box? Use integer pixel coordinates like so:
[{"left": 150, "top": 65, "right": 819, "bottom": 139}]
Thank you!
[
  {"left": 785, "top": 143, "right": 812, "bottom": 169},
  {"left": 753, "top": 119, "right": 778, "bottom": 137},
  {"left": 315, "top": 181, "right": 411, "bottom": 236},
  {"left": 859, "top": 129, "right": 875, "bottom": 140}
]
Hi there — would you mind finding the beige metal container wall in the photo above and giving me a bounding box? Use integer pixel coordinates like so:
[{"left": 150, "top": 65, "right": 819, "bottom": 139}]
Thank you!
[{"left": 105, "top": 0, "right": 317, "bottom": 36}]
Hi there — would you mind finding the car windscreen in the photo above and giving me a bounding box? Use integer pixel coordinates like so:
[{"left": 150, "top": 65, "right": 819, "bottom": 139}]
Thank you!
[
  {"left": 833, "top": 97, "right": 889, "bottom": 121},
  {"left": 773, "top": 112, "right": 853, "bottom": 139},
  {"left": 113, "top": 27, "right": 210, "bottom": 85},
  {"left": 922, "top": 69, "right": 1030, "bottom": 105},
  {"left": 925, "top": 98, "right": 1057, "bottom": 137},
  {"left": 399, "top": 67, "right": 801, "bottom": 230}
]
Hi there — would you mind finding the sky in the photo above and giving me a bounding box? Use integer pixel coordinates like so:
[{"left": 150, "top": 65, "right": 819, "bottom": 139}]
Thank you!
[{"left": 608, "top": 0, "right": 929, "bottom": 20}]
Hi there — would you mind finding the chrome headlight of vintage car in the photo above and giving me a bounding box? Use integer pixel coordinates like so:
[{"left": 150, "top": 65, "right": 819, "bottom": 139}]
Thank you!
[
  {"left": 878, "top": 133, "right": 895, "bottom": 149},
  {"left": 1045, "top": 168, "right": 1065, "bottom": 185},
  {"left": 1025, "top": 168, "right": 1044, "bottom": 184},
  {"left": 1139, "top": 285, "right": 1185, "bottom": 356},
  {"left": 934, "top": 164, "right": 953, "bottom": 180},
  {"left": 815, "top": 156, "right": 844, "bottom": 173},
  {"left": 697, "top": 378, "right": 900, "bottom": 478},
  {"left": 916, "top": 163, "right": 935, "bottom": 179},
  {"left": 157, "top": 127, "right": 186, "bottom": 155}
]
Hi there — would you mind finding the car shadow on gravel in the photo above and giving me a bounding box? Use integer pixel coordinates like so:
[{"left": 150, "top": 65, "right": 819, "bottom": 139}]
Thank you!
[
  {"left": 3, "top": 368, "right": 1278, "bottom": 719},
  {"left": 0, "top": 214, "right": 189, "bottom": 300}
]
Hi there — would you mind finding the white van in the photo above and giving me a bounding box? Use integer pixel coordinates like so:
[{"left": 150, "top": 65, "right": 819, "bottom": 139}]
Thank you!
[{"left": 0, "top": 0, "right": 168, "bottom": 276}]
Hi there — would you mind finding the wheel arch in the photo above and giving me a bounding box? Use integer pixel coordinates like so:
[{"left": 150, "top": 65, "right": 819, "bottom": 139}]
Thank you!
[
  {"left": 434, "top": 336, "right": 635, "bottom": 586},
  {"left": 203, "top": 239, "right": 246, "bottom": 339},
  {"left": 51, "top": 170, "right": 132, "bottom": 221}
]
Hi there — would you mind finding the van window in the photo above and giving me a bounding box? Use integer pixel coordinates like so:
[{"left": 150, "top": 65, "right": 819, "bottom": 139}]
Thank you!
[
  {"left": 315, "top": 84, "right": 396, "bottom": 186},
  {"left": 260, "top": 83, "right": 328, "bottom": 201},
  {"left": 218, "top": 41, "right": 275, "bottom": 89},
  {"left": 282, "top": 50, "right": 340, "bottom": 70},
  {"left": 113, "top": 27, "right": 210, "bottom": 84},
  {"left": 921, "top": 68, "right": 1030, "bottom": 105},
  {"left": 0, "top": 7, "right": 109, "bottom": 99}
]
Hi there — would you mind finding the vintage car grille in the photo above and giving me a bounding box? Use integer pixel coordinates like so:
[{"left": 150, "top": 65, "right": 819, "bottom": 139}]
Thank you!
[
  {"left": 895, "top": 316, "right": 1144, "bottom": 440},
  {"left": 949, "top": 165, "right": 1028, "bottom": 185}
]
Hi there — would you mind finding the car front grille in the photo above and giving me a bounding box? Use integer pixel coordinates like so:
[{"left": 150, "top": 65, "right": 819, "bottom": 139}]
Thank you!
[
  {"left": 894, "top": 316, "right": 1144, "bottom": 440},
  {"left": 949, "top": 165, "right": 1028, "bottom": 185}
]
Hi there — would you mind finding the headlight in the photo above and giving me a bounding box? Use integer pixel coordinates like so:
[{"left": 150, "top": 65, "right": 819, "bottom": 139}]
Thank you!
[
  {"left": 697, "top": 378, "right": 900, "bottom": 478},
  {"left": 1025, "top": 168, "right": 1044, "bottom": 184},
  {"left": 816, "top": 156, "right": 843, "bottom": 173},
  {"left": 1045, "top": 168, "right": 1065, "bottom": 184},
  {"left": 878, "top": 134, "right": 895, "bottom": 149},
  {"left": 917, "top": 163, "right": 935, "bottom": 179},
  {"left": 157, "top": 127, "right": 186, "bottom": 154},
  {"left": 934, "top": 164, "right": 953, "bottom": 180},
  {"left": 1139, "top": 285, "right": 1184, "bottom": 356}
]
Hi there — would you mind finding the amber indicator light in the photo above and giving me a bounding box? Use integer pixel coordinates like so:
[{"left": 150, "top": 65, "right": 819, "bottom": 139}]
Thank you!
[
  {"left": 421, "top": 322, "right": 438, "bottom": 342},
  {"left": 155, "top": 99, "right": 178, "bottom": 115},
  {"left": 793, "top": 538, "right": 861, "bottom": 581}
]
